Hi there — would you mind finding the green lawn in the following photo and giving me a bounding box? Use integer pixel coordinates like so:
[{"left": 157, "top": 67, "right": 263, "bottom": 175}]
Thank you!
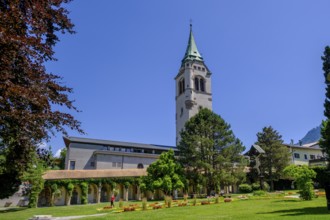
[{"left": 1, "top": 196, "right": 329, "bottom": 220}]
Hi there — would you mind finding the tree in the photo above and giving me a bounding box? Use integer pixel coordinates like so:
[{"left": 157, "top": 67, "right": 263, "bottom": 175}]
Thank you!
[
  {"left": 284, "top": 165, "right": 316, "bottom": 200},
  {"left": 319, "top": 46, "right": 330, "bottom": 210},
  {"left": 255, "top": 126, "right": 290, "bottom": 191},
  {"left": 178, "top": 108, "right": 246, "bottom": 195},
  {"left": 58, "top": 148, "right": 67, "bottom": 170},
  {"left": 142, "top": 149, "right": 185, "bottom": 196},
  {"left": 0, "top": 0, "right": 83, "bottom": 198}
]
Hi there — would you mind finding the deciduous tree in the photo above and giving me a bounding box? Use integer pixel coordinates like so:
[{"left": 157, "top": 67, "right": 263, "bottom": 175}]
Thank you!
[
  {"left": 255, "top": 126, "right": 290, "bottom": 191},
  {"left": 284, "top": 165, "right": 316, "bottom": 200},
  {"left": 142, "top": 149, "right": 185, "bottom": 196},
  {"left": 0, "top": 0, "right": 83, "bottom": 198},
  {"left": 178, "top": 108, "right": 246, "bottom": 195}
]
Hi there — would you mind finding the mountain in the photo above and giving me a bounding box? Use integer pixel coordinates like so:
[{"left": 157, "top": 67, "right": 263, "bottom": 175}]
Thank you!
[{"left": 298, "top": 125, "right": 321, "bottom": 145}]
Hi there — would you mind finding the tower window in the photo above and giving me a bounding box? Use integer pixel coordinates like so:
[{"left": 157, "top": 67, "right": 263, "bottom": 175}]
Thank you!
[
  {"left": 194, "top": 78, "right": 199, "bottom": 91},
  {"left": 198, "top": 66, "right": 201, "bottom": 70},
  {"left": 186, "top": 63, "right": 189, "bottom": 67},
  {"left": 195, "top": 77, "right": 205, "bottom": 92},
  {"left": 194, "top": 66, "right": 197, "bottom": 69},
  {"left": 200, "top": 78, "right": 205, "bottom": 92},
  {"left": 178, "top": 78, "right": 185, "bottom": 95}
]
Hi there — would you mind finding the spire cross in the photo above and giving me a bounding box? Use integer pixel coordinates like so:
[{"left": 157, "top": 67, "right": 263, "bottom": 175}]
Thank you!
[{"left": 190, "top": 19, "right": 193, "bottom": 28}]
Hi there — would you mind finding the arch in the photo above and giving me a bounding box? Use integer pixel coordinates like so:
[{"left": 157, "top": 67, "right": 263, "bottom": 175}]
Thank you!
[
  {"left": 88, "top": 183, "right": 98, "bottom": 204},
  {"left": 54, "top": 187, "right": 66, "bottom": 206},
  {"left": 70, "top": 185, "right": 81, "bottom": 205},
  {"left": 137, "top": 163, "right": 144, "bottom": 169},
  {"left": 100, "top": 184, "right": 111, "bottom": 202},
  {"left": 38, "top": 187, "right": 50, "bottom": 207}
]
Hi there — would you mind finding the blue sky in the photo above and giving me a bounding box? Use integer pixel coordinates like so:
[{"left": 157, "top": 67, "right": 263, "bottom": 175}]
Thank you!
[{"left": 47, "top": 0, "right": 330, "bottom": 156}]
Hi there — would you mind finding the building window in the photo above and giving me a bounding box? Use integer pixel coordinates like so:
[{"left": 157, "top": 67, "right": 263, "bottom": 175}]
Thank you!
[
  {"left": 194, "top": 77, "right": 205, "bottom": 92},
  {"left": 294, "top": 153, "right": 300, "bottom": 159},
  {"left": 69, "top": 161, "right": 76, "bottom": 170},
  {"left": 304, "top": 154, "right": 307, "bottom": 160},
  {"left": 137, "top": 163, "right": 144, "bottom": 169},
  {"left": 310, "top": 155, "right": 315, "bottom": 160},
  {"left": 200, "top": 78, "right": 205, "bottom": 92},
  {"left": 180, "top": 107, "right": 183, "bottom": 117},
  {"left": 90, "top": 161, "right": 95, "bottom": 167},
  {"left": 194, "top": 78, "right": 199, "bottom": 91},
  {"left": 112, "top": 162, "right": 116, "bottom": 167},
  {"left": 178, "top": 78, "right": 185, "bottom": 95},
  {"left": 117, "top": 162, "right": 122, "bottom": 168}
]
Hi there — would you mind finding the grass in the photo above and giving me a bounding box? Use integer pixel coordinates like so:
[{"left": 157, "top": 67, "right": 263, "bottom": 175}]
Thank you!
[{"left": 1, "top": 195, "right": 329, "bottom": 220}]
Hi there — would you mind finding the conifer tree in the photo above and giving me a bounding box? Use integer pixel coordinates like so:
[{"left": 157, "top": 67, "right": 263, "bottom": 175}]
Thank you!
[
  {"left": 178, "top": 108, "right": 246, "bottom": 195},
  {"left": 255, "top": 126, "right": 290, "bottom": 191},
  {"left": 319, "top": 46, "right": 330, "bottom": 210}
]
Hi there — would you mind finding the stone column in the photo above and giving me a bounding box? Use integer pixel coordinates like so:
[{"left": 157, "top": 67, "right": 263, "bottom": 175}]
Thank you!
[
  {"left": 136, "top": 186, "right": 141, "bottom": 201},
  {"left": 124, "top": 187, "right": 128, "bottom": 201},
  {"left": 97, "top": 182, "right": 101, "bottom": 203},
  {"left": 173, "top": 190, "right": 178, "bottom": 199}
]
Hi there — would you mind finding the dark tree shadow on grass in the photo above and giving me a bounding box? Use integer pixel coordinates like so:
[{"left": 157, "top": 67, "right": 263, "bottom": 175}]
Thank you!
[
  {"left": 257, "top": 207, "right": 330, "bottom": 216},
  {"left": 0, "top": 207, "right": 28, "bottom": 213}
]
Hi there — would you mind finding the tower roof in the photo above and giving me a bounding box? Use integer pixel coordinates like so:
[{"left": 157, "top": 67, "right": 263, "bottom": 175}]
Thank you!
[{"left": 182, "top": 24, "right": 203, "bottom": 62}]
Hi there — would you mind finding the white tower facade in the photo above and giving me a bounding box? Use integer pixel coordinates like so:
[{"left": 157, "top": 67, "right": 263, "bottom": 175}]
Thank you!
[{"left": 175, "top": 25, "right": 213, "bottom": 144}]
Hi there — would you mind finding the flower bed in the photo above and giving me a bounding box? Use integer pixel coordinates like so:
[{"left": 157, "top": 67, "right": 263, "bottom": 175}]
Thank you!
[
  {"left": 102, "top": 206, "right": 113, "bottom": 210},
  {"left": 224, "top": 198, "right": 232, "bottom": 202},
  {"left": 201, "top": 200, "right": 211, "bottom": 205},
  {"left": 123, "top": 206, "right": 135, "bottom": 212}
]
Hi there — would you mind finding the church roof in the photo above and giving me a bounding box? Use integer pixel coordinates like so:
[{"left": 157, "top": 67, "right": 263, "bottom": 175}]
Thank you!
[
  {"left": 43, "top": 169, "right": 147, "bottom": 180},
  {"left": 182, "top": 24, "right": 203, "bottom": 62},
  {"left": 63, "top": 136, "right": 177, "bottom": 151}
]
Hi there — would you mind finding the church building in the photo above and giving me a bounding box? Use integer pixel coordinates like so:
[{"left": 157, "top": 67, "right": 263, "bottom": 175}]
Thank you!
[{"left": 0, "top": 25, "right": 214, "bottom": 207}]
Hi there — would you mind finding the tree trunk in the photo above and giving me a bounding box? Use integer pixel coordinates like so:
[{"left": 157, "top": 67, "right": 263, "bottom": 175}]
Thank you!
[
  {"left": 270, "top": 180, "right": 274, "bottom": 192},
  {"left": 325, "top": 182, "right": 330, "bottom": 210}
]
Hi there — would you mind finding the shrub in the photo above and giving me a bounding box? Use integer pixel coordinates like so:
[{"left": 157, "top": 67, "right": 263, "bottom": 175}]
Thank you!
[
  {"left": 262, "top": 182, "right": 270, "bottom": 191},
  {"left": 251, "top": 183, "right": 260, "bottom": 191},
  {"left": 183, "top": 194, "right": 188, "bottom": 202},
  {"left": 215, "top": 195, "right": 220, "bottom": 204},
  {"left": 239, "top": 184, "right": 252, "bottom": 193},
  {"left": 142, "top": 198, "right": 147, "bottom": 211},
  {"left": 165, "top": 196, "right": 172, "bottom": 208},
  {"left": 192, "top": 194, "right": 197, "bottom": 206},
  {"left": 119, "top": 198, "right": 124, "bottom": 208},
  {"left": 253, "top": 190, "right": 266, "bottom": 196}
]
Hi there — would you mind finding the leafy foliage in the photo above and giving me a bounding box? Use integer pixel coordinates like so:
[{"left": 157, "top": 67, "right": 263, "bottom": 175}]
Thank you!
[
  {"left": 58, "top": 148, "right": 67, "bottom": 170},
  {"left": 284, "top": 165, "right": 316, "bottom": 200},
  {"left": 178, "top": 108, "right": 246, "bottom": 195},
  {"left": 142, "top": 149, "right": 185, "bottom": 196},
  {"left": 255, "top": 126, "right": 290, "bottom": 191},
  {"left": 238, "top": 184, "right": 252, "bottom": 193},
  {"left": 0, "top": 0, "right": 83, "bottom": 198},
  {"left": 21, "top": 157, "right": 46, "bottom": 208}
]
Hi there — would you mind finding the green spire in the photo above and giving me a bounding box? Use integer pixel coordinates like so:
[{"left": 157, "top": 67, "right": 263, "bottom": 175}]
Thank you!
[{"left": 182, "top": 24, "right": 203, "bottom": 62}]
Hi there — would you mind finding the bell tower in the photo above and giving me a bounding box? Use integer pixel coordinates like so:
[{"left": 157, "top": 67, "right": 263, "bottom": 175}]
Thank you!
[{"left": 175, "top": 25, "right": 213, "bottom": 144}]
